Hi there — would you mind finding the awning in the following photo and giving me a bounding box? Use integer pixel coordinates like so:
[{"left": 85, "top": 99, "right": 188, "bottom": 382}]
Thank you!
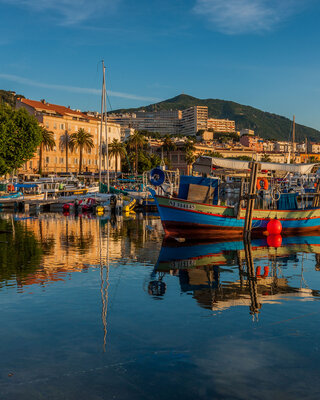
[{"left": 193, "top": 156, "right": 318, "bottom": 175}]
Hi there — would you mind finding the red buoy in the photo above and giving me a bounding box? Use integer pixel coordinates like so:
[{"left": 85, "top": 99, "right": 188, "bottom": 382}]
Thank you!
[
  {"left": 267, "top": 234, "right": 282, "bottom": 248},
  {"left": 267, "top": 219, "right": 282, "bottom": 235}
]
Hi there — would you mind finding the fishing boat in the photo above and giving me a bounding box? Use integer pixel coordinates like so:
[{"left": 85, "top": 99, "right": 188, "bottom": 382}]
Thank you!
[{"left": 150, "top": 157, "right": 320, "bottom": 239}]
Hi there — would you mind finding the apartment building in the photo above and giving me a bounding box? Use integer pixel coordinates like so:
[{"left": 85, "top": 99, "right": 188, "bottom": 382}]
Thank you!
[
  {"left": 307, "top": 142, "right": 320, "bottom": 154},
  {"left": 181, "top": 106, "right": 208, "bottom": 136},
  {"left": 207, "top": 118, "right": 235, "bottom": 133},
  {"left": 240, "top": 135, "right": 263, "bottom": 152},
  {"left": 109, "top": 109, "right": 182, "bottom": 136},
  {"left": 16, "top": 98, "right": 121, "bottom": 175}
]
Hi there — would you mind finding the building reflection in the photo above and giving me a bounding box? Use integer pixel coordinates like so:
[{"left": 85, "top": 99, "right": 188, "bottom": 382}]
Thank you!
[
  {"left": 0, "top": 213, "right": 162, "bottom": 289},
  {"left": 152, "top": 236, "right": 320, "bottom": 316}
]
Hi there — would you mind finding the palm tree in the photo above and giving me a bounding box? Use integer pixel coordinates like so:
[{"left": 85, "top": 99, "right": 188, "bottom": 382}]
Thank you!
[
  {"left": 69, "top": 128, "right": 94, "bottom": 174},
  {"left": 183, "top": 139, "right": 196, "bottom": 174},
  {"left": 126, "top": 131, "right": 147, "bottom": 174},
  {"left": 261, "top": 154, "right": 271, "bottom": 162},
  {"left": 108, "top": 139, "right": 127, "bottom": 176},
  {"left": 60, "top": 130, "right": 71, "bottom": 173},
  {"left": 39, "top": 127, "right": 55, "bottom": 175},
  {"left": 162, "top": 135, "right": 177, "bottom": 161},
  {"left": 185, "top": 150, "right": 197, "bottom": 175}
]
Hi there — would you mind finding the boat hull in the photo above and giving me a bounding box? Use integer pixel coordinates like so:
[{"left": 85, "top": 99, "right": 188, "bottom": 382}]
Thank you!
[{"left": 154, "top": 195, "right": 320, "bottom": 239}]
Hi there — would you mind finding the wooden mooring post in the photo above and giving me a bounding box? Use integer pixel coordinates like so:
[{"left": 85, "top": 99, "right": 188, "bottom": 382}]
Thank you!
[
  {"left": 244, "top": 161, "right": 260, "bottom": 239},
  {"left": 243, "top": 238, "right": 261, "bottom": 318}
]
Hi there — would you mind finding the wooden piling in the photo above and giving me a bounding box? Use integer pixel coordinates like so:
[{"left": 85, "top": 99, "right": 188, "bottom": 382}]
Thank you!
[
  {"left": 244, "top": 162, "right": 259, "bottom": 239},
  {"left": 244, "top": 238, "right": 261, "bottom": 317}
]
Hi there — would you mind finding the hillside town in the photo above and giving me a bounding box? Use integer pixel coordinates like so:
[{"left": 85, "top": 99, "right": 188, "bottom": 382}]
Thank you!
[{"left": 12, "top": 97, "right": 320, "bottom": 178}]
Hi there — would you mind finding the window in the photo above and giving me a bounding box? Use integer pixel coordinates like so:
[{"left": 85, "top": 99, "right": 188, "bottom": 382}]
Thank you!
[
  {"left": 46, "top": 122, "right": 49, "bottom": 128},
  {"left": 171, "top": 155, "right": 178, "bottom": 162},
  {"left": 60, "top": 157, "right": 64, "bottom": 164},
  {"left": 55, "top": 157, "right": 58, "bottom": 163},
  {"left": 88, "top": 128, "right": 91, "bottom": 133},
  {"left": 75, "top": 125, "right": 78, "bottom": 131},
  {"left": 108, "top": 127, "right": 111, "bottom": 133},
  {"left": 87, "top": 148, "right": 91, "bottom": 154},
  {"left": 60, "top": 123, "right": 64, "bottom": 129},
  {"left": 29, "top": 161, "right": 33, "bottom": 169},
  {"left": 54, "top": 123, "right": 57, "bottom": 129},
  {"left": 88, "top": 159, "right": 91, "bottom": 165},
  {"left": 45, "top": 157, "right": 50, "bottom": 164}
]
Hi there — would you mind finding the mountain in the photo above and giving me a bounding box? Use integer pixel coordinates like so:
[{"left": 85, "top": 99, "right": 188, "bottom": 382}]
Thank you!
[
  {"left": 0, "top": 90, "right": 24, "bottom": 107},
  {"left": 112, "top": 94, "right": 320, "bottom": 142}
]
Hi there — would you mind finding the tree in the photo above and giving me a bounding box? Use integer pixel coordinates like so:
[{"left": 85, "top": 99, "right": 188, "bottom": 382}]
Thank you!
[
  {"left": 261, "top": 154, "right": 271, "bottom": 162},
  {"left": 69, "top": 128, "right": 94, "bottom": 174},
  {"left": 162, "top": 135, "right": 177, "bottom": 161},
  {"left": 0, "top": 105, "right": 42, "bottom": 176},
  {"left": 39, "top": 127, "right": 55, "bottom": 175},
  {"left": 126, "top": 131, "right": 147, "bottom": 174},
  {"left": 185, "top": 150, "right": 197, "bottom": 174},
  {"left": 108, "top": 139, "right": 127, "bottom": 175},
  {"left": 206, "top": 151, "right": 223, "bottom": 158},
  {"left": 60, "top": 130, "right": 71, "bottom": 173}
]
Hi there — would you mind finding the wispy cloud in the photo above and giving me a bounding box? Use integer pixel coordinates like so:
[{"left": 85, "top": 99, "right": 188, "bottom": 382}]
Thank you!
[
  {"left": 0, "top": 73, "right": 160, "bottom": 102},
  {"left": 193, "top": 0, "right": 307, "bottom": 34},
  {"left": 0, "top": 0, "right": 119, "bottom": 25}
]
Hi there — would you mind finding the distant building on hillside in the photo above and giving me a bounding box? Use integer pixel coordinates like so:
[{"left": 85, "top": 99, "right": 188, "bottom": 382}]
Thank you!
[
  {"left": 307, "top": 142, "right": 320, "bottom": 154},
  {"left": 181, "top": 106, "right": 208, "bottom": 136},
  {"left": 240, "top": 135, "right": 263, "bottom": 152},
  {"left": 240, "top": 129, "right": 254, "bottom": 136},
  {"left": 207, "top": 118, "right": 235, "bottom": 133},
  {"left": 109, "top": 110, "right": 182, "bottom": 136}
]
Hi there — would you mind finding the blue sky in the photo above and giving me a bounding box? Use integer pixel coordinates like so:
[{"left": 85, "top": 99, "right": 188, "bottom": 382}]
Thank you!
[{"left": 0, "top": 0, "right": 320, "bottom": 129}]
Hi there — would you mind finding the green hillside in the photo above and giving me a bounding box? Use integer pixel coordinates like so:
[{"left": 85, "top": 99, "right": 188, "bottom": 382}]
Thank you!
[
  {"left": 112, "top": 94, "right": 320, "bottom": 142},
  {"left": 0, "top": 90, "right": 24, "bottom": 107}
]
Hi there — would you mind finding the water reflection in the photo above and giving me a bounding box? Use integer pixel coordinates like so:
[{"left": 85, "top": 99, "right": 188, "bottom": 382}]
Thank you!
[
  {"left": 2, "top": 214, "right": 320, "bottom": 399},
  {"left": 0, "top": 213, "right": 162, "bottom": 290},
  {"left": 153, "top": 236, "right": 320, "bottom": 316},
  {"left": 0, "top": 216, "right": 44, "bottom": 288}
]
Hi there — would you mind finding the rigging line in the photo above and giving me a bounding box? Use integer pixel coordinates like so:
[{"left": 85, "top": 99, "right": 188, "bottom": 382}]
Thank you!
[{"left": 106, "top": 91, "right": 113, "bottom": 112}]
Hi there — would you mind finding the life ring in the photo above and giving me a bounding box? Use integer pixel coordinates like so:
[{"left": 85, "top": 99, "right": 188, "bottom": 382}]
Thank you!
[
  {"left": 150, "top": 168, "right": 165, "bottom": 186},
  {"left": 256, "top": 266, "right": 269, "bottom": 279},
  {"left": 256, "top": 178, "right": 269, "bottom": 191}
]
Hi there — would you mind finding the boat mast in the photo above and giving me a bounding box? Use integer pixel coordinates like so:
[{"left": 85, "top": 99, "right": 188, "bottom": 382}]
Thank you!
[
  {"left": 103, "top": 66, "right": 110, "bottom": 192},
  {"left": 99, "top": 60, "right": 105, "bottom": 184}
]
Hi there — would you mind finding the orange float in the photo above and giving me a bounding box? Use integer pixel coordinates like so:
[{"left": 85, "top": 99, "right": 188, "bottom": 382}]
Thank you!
[{"left": 256, "top": 178, "right": 269, "bottom": 191}]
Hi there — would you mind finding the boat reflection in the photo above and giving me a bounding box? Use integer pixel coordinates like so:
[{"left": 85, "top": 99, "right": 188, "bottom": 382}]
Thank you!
[{"left": 152, "top": 236, "right": 320, "bottom": 316}]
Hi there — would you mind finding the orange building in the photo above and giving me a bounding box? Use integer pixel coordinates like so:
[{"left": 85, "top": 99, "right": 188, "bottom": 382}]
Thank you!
[{"left": 16, "top": 98, "right": 122, "bottom": 176}]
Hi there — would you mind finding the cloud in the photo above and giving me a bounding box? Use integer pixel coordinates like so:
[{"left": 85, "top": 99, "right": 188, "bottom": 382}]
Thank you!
[
  {"left": 0, "top": 73, "right": 160, "bottom": 102},
  {"left": 193, "top": 0, "right": 305, "bottom": 34},
  {"left": 0, "top": 0, "right": 118, "bottom": 25}
]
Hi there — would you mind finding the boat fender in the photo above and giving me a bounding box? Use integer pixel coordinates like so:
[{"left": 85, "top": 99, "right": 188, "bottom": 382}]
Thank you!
[
  {"left": 150, "top": 168, "right": 165, "bottom": 186},
  {"left": 256, "top": 178, "right": 269, "bottom": 191}
]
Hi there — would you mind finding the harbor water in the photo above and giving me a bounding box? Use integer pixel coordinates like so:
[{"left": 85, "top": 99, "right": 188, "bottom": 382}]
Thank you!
[{"left": 1, "top": 213, "right": 320, "bottom": 399}]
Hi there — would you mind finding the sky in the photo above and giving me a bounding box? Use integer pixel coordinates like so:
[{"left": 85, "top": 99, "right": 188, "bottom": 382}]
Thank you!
[{"left": 0, "top": 0, "right": 320, "bottom": 129}]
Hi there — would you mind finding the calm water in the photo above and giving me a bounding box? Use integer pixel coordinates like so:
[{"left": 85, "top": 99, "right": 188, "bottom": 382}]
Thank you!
[{"left": 1, "top": 213, "right": 320, "bottom": 399}]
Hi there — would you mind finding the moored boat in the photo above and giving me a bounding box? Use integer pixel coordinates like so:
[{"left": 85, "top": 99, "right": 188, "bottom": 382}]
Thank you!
[{"left": 151, "top": 157, "right": 320, "bottom": 239}]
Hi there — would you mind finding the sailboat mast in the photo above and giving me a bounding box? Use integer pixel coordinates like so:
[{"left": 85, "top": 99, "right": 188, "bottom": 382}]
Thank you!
[
  {"left": 99, "top": 60, "right": 105, "bottom": 183},
  {"left": 292, "top": 115, "right": 296, "bottom": 162},
  {"left": 103, "top": 66, "right": 110, "bottom": 192}
]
